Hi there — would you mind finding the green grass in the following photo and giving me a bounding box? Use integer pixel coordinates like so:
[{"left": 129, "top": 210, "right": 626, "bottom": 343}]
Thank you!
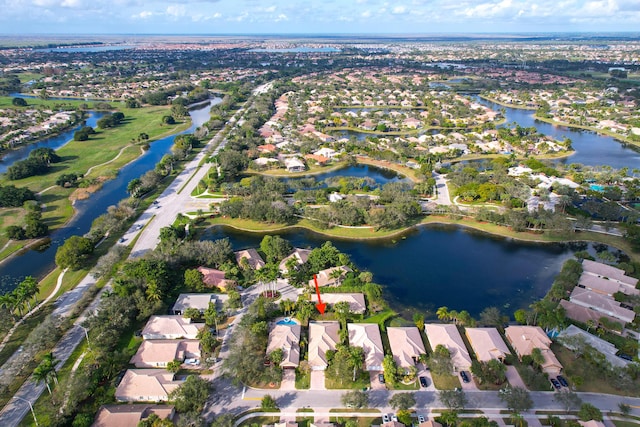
[
  {"left": 295, "top": 368, "right": 311, "bottom": 390},
  {"left": 613, "top": 421, "right": 640, "bottom": 427},
  {"left": 392, "top": 379, "right": 420, "bottom": 390},
  {"left": 329, "top": 416, "right": 381, "bottom": 427},
  {"left": 296, "top": 417, "right": 314, "bottom": 427},
  {"left": 325, "top": 370, "right": 371, "bottom": 390},
  {"left": 238, "top": 416, "right": 280, "bottom": 427},
  {"left": 362, "top": 308, "right": 397, "bottom": 331},
  {"left": 430, "top": 372, "right": 461, "bottom": 390},
  {"left": 0, "top": 96, "right": 89, "bottom": 109}
]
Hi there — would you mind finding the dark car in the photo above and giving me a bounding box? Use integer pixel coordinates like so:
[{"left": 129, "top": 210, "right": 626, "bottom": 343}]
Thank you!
[
  {"left": 550, "top": 378, "right": 561, "bottom": 390},
  {"left": 419, "top": 376, "right": 428, "bottom": 387},
  {"left": 618, "top": 353, "right": 633, "bottom": 361},
  {"left": 460, "top": 371, "right": 470, "bottom": 383},
  {"left": 556, "top": 375, "right": 569, "bottom": 387},
  {"left": 378, "top": 373, "right": 385, "bottom": 384}
]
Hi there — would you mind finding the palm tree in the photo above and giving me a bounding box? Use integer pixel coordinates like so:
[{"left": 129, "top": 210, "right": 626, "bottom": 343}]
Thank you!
[
  {"left": 349, "top": 346, "right": 364, "bottom": 382},
  {"left": 334, "top": 301, "right": 351, "bottom": 328},
  {"left": 329, "top": 268, "right": 345, "bottom": 286},
  {"left": 436, "top": 306, "right": 450, "bottom": 322}
]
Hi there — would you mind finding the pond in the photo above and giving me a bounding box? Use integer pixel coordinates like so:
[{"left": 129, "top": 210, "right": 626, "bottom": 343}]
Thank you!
[
  {"left": 201, "top": 224, "right": 616, "bottom": 319},
  {"left": 283, "top": 164, "right": 407, "bottom": 190}
]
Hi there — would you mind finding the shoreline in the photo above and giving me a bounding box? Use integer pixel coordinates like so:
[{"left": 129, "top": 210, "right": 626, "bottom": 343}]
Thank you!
[
  {"left": 479, "top": 94, "right": 640, "bottom": 149},
  {"left": 204, "top": 216, "right": 639, "bottom": 262}
]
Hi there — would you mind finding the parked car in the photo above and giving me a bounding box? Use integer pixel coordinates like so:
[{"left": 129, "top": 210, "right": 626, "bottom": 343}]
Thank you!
[
  {"left": 618, "top": 353, "right": 633, "bottom": 361},
  {"left": 391, "top": 415, "right": 399, "bottom": 422},
  {"left": 418, "top": 416, "right": 426, "bottom": 424},
  {"left": 556, "top": 375, "right": 569, "bottom": 387},
  {"left": 460, "top": 371, "right": 470, "bottom": 383},
  {"left": 550, "top": 378, "right": 561, "bottom": 390},
  {"left": 383, "top": 414, "right": 391, "bottom": 423},
  {"left": 419, "top": 376, "right": 428, "bottom": 387},
  {"left": 378, "top": 373, "right": 385, "bottom": 383}
]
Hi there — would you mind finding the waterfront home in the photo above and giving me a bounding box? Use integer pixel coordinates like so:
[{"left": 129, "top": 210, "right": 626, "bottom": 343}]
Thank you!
[
  {"left": 387, "top": 326, "right": 427, "bottom": 369},
  {"left": 465, "top": 328, "right": 511, "bottom": 363},
  {"left": 115, "top": 370, "right": 182, "bottom": 402},
  {"left": 279, "top": 248, "right": 312, "bottom": 273},
  {"left": 308, "top": 321, "right": 340, "bottom": 370},
  {"left": 284, "top": 157, "right": 306, "bottom": 172},
  {"left": 348, "top": 323, "right": 385, "bottom": 371},
  {"left": 559, "top": 299, "right": 622, "bottom": 329},
  {"left": 569, "top": 287, "right": 636, "bottom": 324},
  {"left": 235, "top": 248, "right": 266, "bottom": 270},
  {"left": 504, "top": 325, "right": 563, "bottom": 376},
  {"left": 424, "top": 324, "right": 472, "bottom": 372},
  {"left": 577, "top": 273, "right": 640, "bottom": 297},
  {"left": 319, "top": 293, "right": 366, "bottom": 314},
  {"left": 308, "top": 266, "right": 352, "bottom": 288},
  {"left": 129, "top": 339, "right": 201, "bottom": 368},
  {"left": 197, "top": 266, "right": 236, "bottom": 291},
  {"left": 314, "top": 147, "right": 338, "bottom": 159},
  {"left": 582, "top": 260, "right": 639, "bottom": 290},
  {"left": 141, "top": 315, "right": 204, "bottom": 340},
  {"left": 266, "top": 324, "right": 301, "bottom": 368},
  {"left": 92, "top": 404, "right": 175, "bottom": 427},
  {"left": 170, "top": 293, "right": 216, "bottom": 315}
]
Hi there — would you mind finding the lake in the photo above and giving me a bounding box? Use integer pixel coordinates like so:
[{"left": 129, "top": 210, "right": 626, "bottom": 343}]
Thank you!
[
  {"left": 201, "top": 224, "right": 614, "bottom": 319},
  {"left": 283, "top": 164, "right": 406, "bottom": 189}
]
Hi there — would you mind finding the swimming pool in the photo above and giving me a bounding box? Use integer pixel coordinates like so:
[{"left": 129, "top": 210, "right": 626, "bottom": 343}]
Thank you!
[
  {"left": 590, "top": 184, "right": 604, "bottom": 192},
  {"left": 276, "top": 317, "right": 299, "bottom": 326}
]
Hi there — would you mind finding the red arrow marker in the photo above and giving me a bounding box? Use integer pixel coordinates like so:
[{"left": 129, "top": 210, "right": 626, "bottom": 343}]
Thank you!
[{"left": 313, "top": 274, "right": 326, "bottom": 315}]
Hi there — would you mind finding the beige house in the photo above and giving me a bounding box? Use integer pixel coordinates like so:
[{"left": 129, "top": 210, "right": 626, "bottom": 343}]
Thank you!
[
  {"left": 170, "top": 293, "right": 216, "bottom": 315},
  {"left": 320, "top": 293, "right": 366, "bottom": 314},
  {"left": 559, "top": 299, "right": 622, "bottom": 327},
  {"left": 115, "top": 370, "right": 183, "bottom": 402},
  {"left": 92, "top": 404, "right": 175, "bottom": 427},
  {"left": 308, "top": 266, "right": 352, "bottom": 288},
  {"left": 582, "top": 259, "right": 639, "bottom": 288},
  {"left": 569, "top": 287, "right": 636, "bottom": 324},
  {"left": 504, "top": 326, "right": 563, "bottom": 376},
  {"left": 424, "top": 324, "right": 472, "bottom": 372},
  {"left": 129, "top": 339, "right": 201, "bottom": 368},
  {"left": 279, "top": 248, "right": 312, "bottom": 273},
  {"left": 235, "top": 248, "right": 266, "bottom": 270},
  {"left": 348, "top": 323, "right": 384, "bottom": 371},
  {"left": 141, "top": 315, "right": 204, "bottom": 340},
  {"left": 419, "top": 421, "right": 443, "bottom": 427},
  {"left": 387, "top": 326, "right": 426, "bottom": 369},
  {"left": 267, "top": 324, "right": 301, "bottom": 368},
  {"left": 308, "top": 321, "right": 340, "bottom": 370},
  {"left": 197, "top": 266, "right": 236, "bottom": 290},
  {"left": 578, "top": 421, "right": 606, "bottom": 427},
  {"left": 465, "top": 328, "right": 511, "bottom": 363}
]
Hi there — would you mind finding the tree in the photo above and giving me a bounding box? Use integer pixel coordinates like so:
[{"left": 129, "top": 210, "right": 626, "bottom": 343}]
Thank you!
[
  {"left": 348, "top": 346, "right": 364, "bottom": 382},
  {"left": 413, "top": 312, "right": 425, "bottom": 331},
  {"left": 438, "top": 389, "right": 468, "bottom": 412},
  {"left": 341, "top": 390, "right": 368, "bottom": 408},
  {"left": 437, "top": 306, "right": 450, "bottom": 322},
  {"left": 12, "top": 97, "right": 27, "bottom": 106},
  {"left": 184, "top": 268, "right": 205, "bottom": 292},
  {"left": 389, "top": 392, "right": 416, "bottom": 411},
  {"left": 260, "top": 235, "right": 292, "bottom": 263},
  {"left": 383, "top": 354, "right": 400, "bottom": 386},
  {"left": 618, "top": 403, "right": 631, "bottom": 416},
  {"left": 499, "top": 387, "right": 533, "bottom": 415},
  {"left": 261, "top": 394, "right": 278, "bottom": 410},
  {"left": 55, "top": 236, "right": 94, "bottom": 270},
  {"left": 167, "top": 359, "right": 182, "bottom": 373},
  {"left": 210, "top": 414, "right": 235, "bottom": 427},
  {"left": 578, "top": 403, "right": 603, "bottom": 421},
  {"left": 479, "top": 307, "right": 505, "bottom": 327},
  {"left": 168, "top": 375, "right": 212, "bottom": 413},
  {"left": 430, "top": 344, "right": 453, "bottom": 375},
  {"left": 334, "top": 301, "right": 351, "bottom": 328},
  {"left": 32, "top": 352, "right": 58, "bottom": 395},
  {"left": 555, "top": 390, "right": 582, "bottom": 413},
  {"left": 183, "top": 307, "right": 202, "bottom": 322}
]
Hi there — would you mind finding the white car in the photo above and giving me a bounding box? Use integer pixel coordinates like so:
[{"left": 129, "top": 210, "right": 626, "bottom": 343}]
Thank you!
[
  {"left": 418, "top": 415, "right": 426, "bottom": 424},
  {"left": 391, "top": 415, "right": 398, "bottom": 422},
  {"left": 382, "top": 414, "right": 390, "bottom": 423}
]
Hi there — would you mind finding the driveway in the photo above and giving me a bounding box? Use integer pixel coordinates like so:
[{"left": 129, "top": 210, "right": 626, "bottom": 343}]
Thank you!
[
  {"left": 281, "top": 369, "right": 296, "bottom": 391},
  {"left": 505, "top": 365, "right": 527, "bottom": 389},
  {"left": 370, "top": 371, "right": 386, "bottom": 390},
  {"left": 310, "top": 370, "right": 326, "bottom": 390},
  {"left": 460, "top": 371, "right": 478, "bottom": 390},
  {"left": 417, "top": 367, "right": 436, "bottom": 391}
]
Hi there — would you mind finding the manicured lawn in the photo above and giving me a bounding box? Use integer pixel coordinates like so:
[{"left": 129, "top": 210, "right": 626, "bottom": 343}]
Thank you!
[
  {"left": 430, "top": 372, "right": 461, "bottom": 390},
  {"left": 0, "top": 96, "right": 88, "bottom": 108},
  {"left": 325, "top": 370, "right": 370, "bottom": 390},
  {"left": 238, "top": 416, "right": 280, "bottom": 427},
  {"left": 295, "top": 368, "right": 311, "bottom": 389},
  {"left": 329, "top": 416, "right": 381, "bottom": 427},
  {"left": 362, "top": 308, "right": 397, "bottom": 331},
  {"left": 613, "top": 421, "right": 640, "bottom": 427},
  {"left": 296, "top": 417, "right": 314, "bottom": 427},
  {"left": 393, "top": 379, "right": 420, "bottom": 390}
]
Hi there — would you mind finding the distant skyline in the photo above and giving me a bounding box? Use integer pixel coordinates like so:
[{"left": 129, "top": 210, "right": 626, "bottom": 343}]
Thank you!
[{"left": 0, "top": 0, "right": 639, "bottom": 35}]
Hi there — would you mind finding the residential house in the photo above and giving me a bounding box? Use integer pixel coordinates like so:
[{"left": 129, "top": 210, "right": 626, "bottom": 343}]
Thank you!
[
  {"left": 92, "top": 405, "right": 175, "bottom": 427},
  {"left": 465, "top": 328, "right": 511, "bottom": 363},
  {"left": 308, "top": 321, "right": 340, "bottom": 370},
  {"left": 129, "top": 339, "right": 201, "bottom": 368},
  {"left": 424, "top": 324, "right": 472, "bottom": 372},
  {"left": 569, "top": 287, "right": 636, "bottom": 324},
  {"left": 582, "top": 260, "right": 639, "bottom": 291},
  {"left": 387, "top": 326, "right": 427, "bottom": 369},
  {"left": 170, "top": 293, "right": 216, "bottom": 315},
  {"left": 558, "top": 325, "right": 629, "bottom": 368},
  {"left": 197, "top": 266, "right": 235, "bottom": 291},
  {"left": 320, "top": 293, "right": 366, "bottom": 314},
  {"left": 314, "top": 147, "right": 338, "bottom": 159},
  {"left": 266, "top": 324, "right": 301, "bottom": 368},
  {"left": 559, "top": 299, "right": 623, "bottom": 329},
  {"left": 279, "top": 248, "right": 311, "bottom": 273},
  {"left": 381, "top": 422, "right": 406, "bottom": 427},
  {"left": 348, "top": 323, "right": 384, "bottom": 371},
  {"left": 418, "top": 421, "right": 443, "bottom": 427},
  {"left": 141, "top": 315, "right": 204, "bottom": 340},
  {"left": 235, "top": 248, "right": 266, "bottom": 270},
  {"left": 308, "top": 266, "right": 352, "bottom": 288},
  {"left": 304, "top": 154, "right": 329, "bottom": 166},
  {"left": 115, "top": 370, "right": 183, "bottom": 402},
  {"left": 504, "top": 326, "right": 563, "bottom": 376},
  {"left": 578, "top": 422, "right": 606, "bottom": 427},
  {"left": 284, "top": 157, "right": 306, "bottom": 173}
]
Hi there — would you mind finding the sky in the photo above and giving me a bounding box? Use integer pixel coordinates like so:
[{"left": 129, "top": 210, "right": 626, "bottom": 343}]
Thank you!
[{"left": 1, "top": 0, "right": 639, "bottom": 35}]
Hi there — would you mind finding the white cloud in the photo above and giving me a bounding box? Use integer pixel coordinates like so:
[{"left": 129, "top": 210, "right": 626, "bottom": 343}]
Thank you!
[
  {"left": 361, "top": 9, "right": 371, "bottom": 17},
  {"left": 264, "top": 5, "right": 276, "bottom": 12},
  {"left": 392, "top": 5, "right": 407, "bottom": 14},
  {"left": 132, "top": 10, "right": 152, "bottom": 19},
  {"left": 166, "top": 4, "right": 186, "bottom": 17}
]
